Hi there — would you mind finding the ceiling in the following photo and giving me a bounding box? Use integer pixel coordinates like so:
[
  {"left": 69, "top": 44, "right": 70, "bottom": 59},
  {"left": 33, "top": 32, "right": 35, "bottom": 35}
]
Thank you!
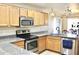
[{"left": 25, "top": 3, "right": 79, "bottom": 16}]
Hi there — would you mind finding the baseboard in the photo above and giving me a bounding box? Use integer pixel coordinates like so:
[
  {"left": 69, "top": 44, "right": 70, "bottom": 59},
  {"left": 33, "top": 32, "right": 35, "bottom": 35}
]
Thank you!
[
  {"left": 38, "top": 49, "right": 61, "bottom": 54},
  {"left": 46, "top": 49, "right": 61, "bottom": 54},
  {"left": 38, "top": 49, "right": 46, "bottom": 54}
]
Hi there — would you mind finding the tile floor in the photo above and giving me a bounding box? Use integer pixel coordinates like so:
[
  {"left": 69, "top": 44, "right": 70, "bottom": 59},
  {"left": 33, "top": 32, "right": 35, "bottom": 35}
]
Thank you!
[{"left": 40, "top": 51, "right": 60, "bottom": 55}]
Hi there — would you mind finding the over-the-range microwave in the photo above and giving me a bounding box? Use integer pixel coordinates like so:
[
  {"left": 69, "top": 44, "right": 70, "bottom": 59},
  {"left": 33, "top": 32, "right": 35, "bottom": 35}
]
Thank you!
[{"left": 19, "top": 16, "right": 34, "bottom": 27}]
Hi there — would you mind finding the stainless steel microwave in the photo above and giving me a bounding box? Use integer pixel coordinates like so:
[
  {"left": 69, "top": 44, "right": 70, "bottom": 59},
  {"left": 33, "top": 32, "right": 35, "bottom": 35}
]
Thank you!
[{"left": 19, "top": 16, "right": 34, "bottom": 27}]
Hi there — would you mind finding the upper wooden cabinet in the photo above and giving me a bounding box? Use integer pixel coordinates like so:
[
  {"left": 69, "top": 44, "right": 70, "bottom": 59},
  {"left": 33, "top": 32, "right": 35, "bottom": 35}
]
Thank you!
[
  {"left": 44, "top": 13, "right": 48, "bottom": 25},
  {"left": 39, "top": 12, "right": 45, "bottom": 25},
  {"left": 20, "top": 8, "right": 28, "bottom": 17},
  {"left": 27, "top": 9, "right": 48, "bottom": 26},
  {"left": 28, "top": 9, "right": 34, "bottom": 18},
  {"left": 0, "top": 4, "right": 9, "bottom": 26},
  {"left": 0, "top": 4, "right": 48, "bottom": 27},
  {"left": 28, "top": 9, "right": 40, "bottom": 25},
  {"left": 34, "top": 11, "right": 45, "bottom": 26},
  {"left": 9, "top": 6, "right": 19, "bottom": 26},
  {"left": 34, "top": 11, "right": 40, "bottom": 25},
  {"left": 46, "top": 36, "right": 61, "bottom": 52}
]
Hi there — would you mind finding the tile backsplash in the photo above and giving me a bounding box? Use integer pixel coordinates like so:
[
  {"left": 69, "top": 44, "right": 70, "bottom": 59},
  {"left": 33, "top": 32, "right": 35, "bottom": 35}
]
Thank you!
[{"left": 0, "top": 26, "right": 48, "bottom": 36}]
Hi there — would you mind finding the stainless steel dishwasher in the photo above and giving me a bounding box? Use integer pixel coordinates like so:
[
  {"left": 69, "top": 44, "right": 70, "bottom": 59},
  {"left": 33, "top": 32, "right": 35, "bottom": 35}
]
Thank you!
[{"left": 60, "top": 38, "right": 78, "bottom": 55}]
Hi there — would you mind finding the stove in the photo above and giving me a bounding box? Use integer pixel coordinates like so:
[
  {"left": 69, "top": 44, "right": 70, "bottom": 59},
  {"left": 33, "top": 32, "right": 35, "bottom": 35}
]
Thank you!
[
  {"left": 16, "top": 30, "right": 38, "bottom": 40},
  {"left": 16, "top": 30, "right": 39, "bottom": 52}
]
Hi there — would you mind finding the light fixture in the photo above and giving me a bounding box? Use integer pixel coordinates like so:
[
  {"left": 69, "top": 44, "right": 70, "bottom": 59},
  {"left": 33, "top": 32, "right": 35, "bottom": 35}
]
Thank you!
[
  {"left": 49, "top": 8, "right": 55, "bottom": 16},
  {"left": 69, "top": 3, "right": 79, "bottom": 13},
  {"left": 63, "top": 6, "right": 72, "bottom": 16}
]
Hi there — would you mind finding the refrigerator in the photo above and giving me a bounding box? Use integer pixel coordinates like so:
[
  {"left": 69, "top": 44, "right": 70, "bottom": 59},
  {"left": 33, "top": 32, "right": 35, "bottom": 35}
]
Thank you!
[{"left": 48, "top": 16, "right": 62, "bottom": 35}]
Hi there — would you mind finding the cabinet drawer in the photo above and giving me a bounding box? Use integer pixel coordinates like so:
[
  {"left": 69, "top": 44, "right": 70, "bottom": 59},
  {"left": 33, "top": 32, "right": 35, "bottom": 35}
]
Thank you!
[{"left": 47, "top": 36, "right": 61, "bottom": 40}]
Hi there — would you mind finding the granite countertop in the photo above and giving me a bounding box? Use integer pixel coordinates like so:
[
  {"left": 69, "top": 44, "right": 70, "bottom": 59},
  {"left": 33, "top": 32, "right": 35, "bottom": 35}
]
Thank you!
[
  {"left": 0, "top": 35, "right": 25, "bottom": 44},
  {"left": 60, "top": 33, "right": 79, "bottom": 39},
  {"left": 0, "top": 43, "right": 38, "bottom": 55},
  {"left": 50, "top": 34, "right": 79, "bottom": 39},
  {"left": 31, "top": 32, "right": 79, "bottom": 39},
  {"left": 31, "top": 31, "right": 48, "bottom": 37}
]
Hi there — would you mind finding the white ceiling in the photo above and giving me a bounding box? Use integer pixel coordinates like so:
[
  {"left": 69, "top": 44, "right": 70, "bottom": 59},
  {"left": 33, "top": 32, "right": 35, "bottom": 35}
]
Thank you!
[{"left": 25, "top": 3, "right": 79, "bottom": 16}]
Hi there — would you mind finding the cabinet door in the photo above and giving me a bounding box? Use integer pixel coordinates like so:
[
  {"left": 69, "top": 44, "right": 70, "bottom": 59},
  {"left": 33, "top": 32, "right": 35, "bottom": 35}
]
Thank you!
[
  {"left": 54, "top": 39, "right": 60, "bottom": 52},
  {"left": 46, "top": 36, "right": 61, "bottom": 52},
  {"left": 13, "top": 40, "right": 24, "bottom": 48},
  {"left": 28, "top": 9, "right": 34, "bottom": 18},
  {"left": 0, "top": 5, "right": 9, "bottom": 26},
  {"left": 9, "top": 6, "right": 19, "bottom": 26},
  {"left": 44, "top": 13, "right": 48, "bottom": 25},
  {"left": 34, "top": 11, "right": 40, "bottom": 25},
  {"left": 46, "top": 38, "right": 54, "bottom": 50},
  {"left": 39, "top": 12, "right": 45, "bottom": 25},
  {"left": 20, "top": 8, "right": 27, "bottom": 17},
  {"left": 38, "top": 36, "right": 46, "bottom": 52}
]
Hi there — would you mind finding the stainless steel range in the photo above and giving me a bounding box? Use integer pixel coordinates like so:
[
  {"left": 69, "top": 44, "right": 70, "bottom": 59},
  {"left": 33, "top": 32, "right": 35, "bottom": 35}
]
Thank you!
[{"left": 16, "top": 30, "right": 38, "bottom": 52}]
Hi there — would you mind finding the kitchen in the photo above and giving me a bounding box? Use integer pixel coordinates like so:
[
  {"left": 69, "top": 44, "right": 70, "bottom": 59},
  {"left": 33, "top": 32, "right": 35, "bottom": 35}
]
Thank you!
[{"left": 0, "top": 3, "right": 79, "bottom": 55}]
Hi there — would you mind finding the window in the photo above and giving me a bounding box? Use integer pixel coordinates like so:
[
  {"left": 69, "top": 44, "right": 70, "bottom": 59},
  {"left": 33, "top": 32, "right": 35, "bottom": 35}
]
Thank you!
[{"left": 67, "top": 18, "right": 79, "bottom": 30}]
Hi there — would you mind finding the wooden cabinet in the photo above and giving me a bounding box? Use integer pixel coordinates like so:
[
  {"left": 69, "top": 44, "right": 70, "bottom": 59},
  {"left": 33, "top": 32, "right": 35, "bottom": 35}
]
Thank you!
[
  {"left": 28, "top": 9, "right": 34, "bottom": 18},
  {"left": 46, "top": 36, "right": 61, "bottom": 52},
  {"left": 9, "top": 6, "right": 19, "bottom": 26},
  {"left": 34, "top": 11, "right": 45, "bottom": 26},
  {"left": 13, "top": 40, "right": 24, "bottom": 48},
  {"left": 44, "top": 13, "right": 48, "bottom": 25},
  {"left": 38, "top": 36, "right": 46, "bottom": 52},
  {"left": 39, "top": 12, "right": 45, "bottom": 25},
  {"left": 20, "top": 8, "right": 28, "bottom": 17},
  {"left": 0, "top": 4, "right": 48, "bottom": 27},
  {"left": 0, "top": 4, "right": 9, "bottom": 26},
  {"left": 34, "top": 11, "right": 40, "bottom": 25}
]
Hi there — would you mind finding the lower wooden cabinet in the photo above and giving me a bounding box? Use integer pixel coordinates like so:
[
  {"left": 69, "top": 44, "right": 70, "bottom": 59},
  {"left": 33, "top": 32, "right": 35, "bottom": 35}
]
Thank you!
[
  {"left": 46, "top": 36, "right": 61, "bottom": 52},
  {"left": 12, "top": 36, "right": 61, "bottom": 53},
  {"left": 13, "top": 40, "right": 24, "bottom": 48},
  {"left": 38, "top": 36, "right": 46, "bottom": 52}
]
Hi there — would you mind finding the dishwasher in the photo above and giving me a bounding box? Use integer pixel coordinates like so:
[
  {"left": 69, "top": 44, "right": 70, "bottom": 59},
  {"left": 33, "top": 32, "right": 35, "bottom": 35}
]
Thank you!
[{"left": 60, "top": 38, "right": 78, "bottom": 55}]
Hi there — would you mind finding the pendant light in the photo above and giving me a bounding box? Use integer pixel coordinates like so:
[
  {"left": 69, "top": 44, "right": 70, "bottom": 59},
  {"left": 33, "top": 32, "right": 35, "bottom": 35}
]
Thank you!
[{"left": 49, "top": 8, "right": 55, "bottom": 16}]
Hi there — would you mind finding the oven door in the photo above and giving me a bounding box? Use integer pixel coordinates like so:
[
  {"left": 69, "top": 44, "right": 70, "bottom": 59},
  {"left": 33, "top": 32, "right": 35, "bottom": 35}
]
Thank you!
[{"left": 27, "top": 40, "right": 38, "bottom": 51}]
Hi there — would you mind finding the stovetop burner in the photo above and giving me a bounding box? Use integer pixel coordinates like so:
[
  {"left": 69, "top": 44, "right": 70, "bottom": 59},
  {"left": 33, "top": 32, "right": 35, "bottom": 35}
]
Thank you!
[{"left": 16, "top": 34, "right": 39, "bottom": 41}]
